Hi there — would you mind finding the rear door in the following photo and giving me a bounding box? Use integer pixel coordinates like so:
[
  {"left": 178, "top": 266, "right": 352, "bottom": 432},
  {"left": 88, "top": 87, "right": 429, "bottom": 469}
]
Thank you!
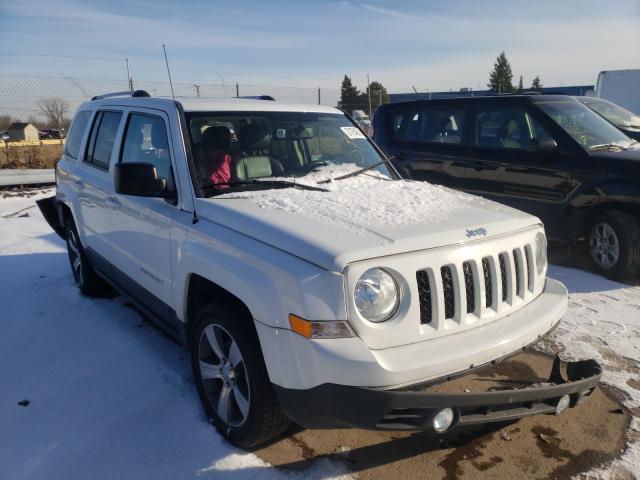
[
  {"left": 465, "top": 101, "right": 573, "bottom": 232},
  {"left": 385, "top": 104, "right": 469, "bottom": 189},
  {"left": 76, "top": 110, "right": 124, "bottom": 259},
  {"left": 104, "top": 108, "right": 179, "bottom": 323}
]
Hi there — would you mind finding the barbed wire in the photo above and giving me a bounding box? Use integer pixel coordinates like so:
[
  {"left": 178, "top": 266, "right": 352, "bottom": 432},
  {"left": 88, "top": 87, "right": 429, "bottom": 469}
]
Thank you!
[{"left": 0, "top": 74, "right": 342, "bottom": 121}]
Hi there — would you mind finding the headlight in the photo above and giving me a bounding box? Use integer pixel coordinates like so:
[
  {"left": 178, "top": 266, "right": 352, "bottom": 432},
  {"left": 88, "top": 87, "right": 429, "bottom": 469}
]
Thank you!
[
  {"left": 535, "top": 232, "right": 548, "bottom": 274},
  {"left": 354, "top": 268, "right": 399, "bottom": 322}
]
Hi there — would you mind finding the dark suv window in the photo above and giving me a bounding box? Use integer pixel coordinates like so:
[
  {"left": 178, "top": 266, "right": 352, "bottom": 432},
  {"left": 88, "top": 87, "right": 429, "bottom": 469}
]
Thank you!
[
  {"left": 121, "top": 113, "right": 171, "bottom": 179},
  {"left": 64, "top": 111, "right": 91, "bottom": 159},
  {"left": 474, "top": 106, "right": 552, "bottom": 150},
  {"left": 392, "top": 107, "right": 465, "bottom": 144},
  {"left": 85, "top": 111, "right": 122, "bottom": 170}
]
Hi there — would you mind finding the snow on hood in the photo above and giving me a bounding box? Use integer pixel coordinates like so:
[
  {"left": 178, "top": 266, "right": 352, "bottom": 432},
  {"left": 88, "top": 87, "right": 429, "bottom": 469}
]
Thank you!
[{"left": 195, "top": 167, "right": 540, "bottom": 271}]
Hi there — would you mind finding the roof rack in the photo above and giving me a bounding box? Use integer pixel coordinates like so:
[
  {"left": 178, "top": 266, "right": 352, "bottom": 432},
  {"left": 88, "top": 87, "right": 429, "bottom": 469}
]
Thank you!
[
  {"left": 91, "top": 90, "right": 151, "bottom": 101},
  {"left": 239, "top": 95, "right": 275, "bottom": 101}
]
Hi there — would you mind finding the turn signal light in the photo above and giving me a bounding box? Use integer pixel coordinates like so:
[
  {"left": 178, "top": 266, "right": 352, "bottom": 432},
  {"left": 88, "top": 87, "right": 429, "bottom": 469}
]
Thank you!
[{"left": 288, "top": 314, "right": 354, "bottom": 339}]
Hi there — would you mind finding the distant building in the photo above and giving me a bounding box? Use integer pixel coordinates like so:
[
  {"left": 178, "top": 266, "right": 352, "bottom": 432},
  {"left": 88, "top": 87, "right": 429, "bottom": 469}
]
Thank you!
[
  {"left": 7, "top": 122, "right": 39, "bottom": 142},
  {"left": 389, "top": 85, "right": 595, "bottom": 103}
]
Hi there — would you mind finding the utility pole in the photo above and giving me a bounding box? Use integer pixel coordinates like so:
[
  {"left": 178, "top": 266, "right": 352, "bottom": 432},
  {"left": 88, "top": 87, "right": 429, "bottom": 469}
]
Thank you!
[
  {"left": 126, "top": 58, "right": 133, "bottom": 92},
  {"left": 235, "top": 83, "right": 240, "bottom": 98},
  {"left": 193, "top": 84, "right": 201, "bottom": 97},
  {"left": 318, "top": 87, "right": 321, "bottom": 105},
  {"left": 367, "top": 74, "right": 372, "bottom": 118}
]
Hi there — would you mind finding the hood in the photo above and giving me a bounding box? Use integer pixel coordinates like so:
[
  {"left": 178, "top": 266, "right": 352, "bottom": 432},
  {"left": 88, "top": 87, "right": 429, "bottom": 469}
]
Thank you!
[
  {"left": 589, "top": 147, "right": 640, "bottom": 177},
  {"left": 195, "top": 176, "right": 540, "bottom": 272}
]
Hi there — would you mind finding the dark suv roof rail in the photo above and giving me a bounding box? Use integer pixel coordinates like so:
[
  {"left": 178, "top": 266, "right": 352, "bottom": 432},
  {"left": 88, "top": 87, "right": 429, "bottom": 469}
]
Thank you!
[
  {"left": 239, "top": 95, "right": 275, "bottom": 101},
  {"left": 91, "top": 90, "right": 151, "bottom": 101}
]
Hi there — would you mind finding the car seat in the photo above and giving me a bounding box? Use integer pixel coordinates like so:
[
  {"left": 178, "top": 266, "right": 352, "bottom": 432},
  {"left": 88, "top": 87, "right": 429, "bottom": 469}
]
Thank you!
[{"left": 236, "top": 125, "right": 284, "bottom": 180}]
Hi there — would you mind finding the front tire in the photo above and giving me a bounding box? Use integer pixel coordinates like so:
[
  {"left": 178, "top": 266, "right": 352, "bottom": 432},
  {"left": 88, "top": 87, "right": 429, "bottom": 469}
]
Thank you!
[
  {"left": 191, "top": 304, "right": 290, "bottom": 448},
  {"left": 65, "top": 221, "right": 108, "bottom": 296},
  {"left": 587, "top": 210, "right": 640, "bottom": 281}
]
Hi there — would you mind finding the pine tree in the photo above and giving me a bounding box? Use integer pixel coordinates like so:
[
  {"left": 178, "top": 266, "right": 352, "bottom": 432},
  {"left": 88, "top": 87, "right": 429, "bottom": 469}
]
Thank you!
[
  {"left": 488, "top": 51, "right": 514, "bottom": 93},
  {"left": 339, "top": 75, "right": 361, "bottom": 111},
  {"left": 518, "top": 75, "right": 523, "bottom": 92},
  {"left": 368, "top": 81, "right": 390, "bottom": 110},
  {"left": 531, "top": 75, "right": 543, "bottom": 92}
]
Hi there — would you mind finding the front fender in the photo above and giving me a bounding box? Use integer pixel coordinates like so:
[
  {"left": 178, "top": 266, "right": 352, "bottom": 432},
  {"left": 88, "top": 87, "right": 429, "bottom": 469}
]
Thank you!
[{"left": 175, "top": 219, "right": 346, "bottom": 329}]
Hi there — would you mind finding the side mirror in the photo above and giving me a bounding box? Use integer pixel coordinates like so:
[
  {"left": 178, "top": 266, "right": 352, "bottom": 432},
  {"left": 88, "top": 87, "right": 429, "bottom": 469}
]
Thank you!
[
  {"left": 114, "top": 163, "right": 170, "bottom": 198},
  {"left": 533, "top": 137, "right": 558, "bottom": 154}
]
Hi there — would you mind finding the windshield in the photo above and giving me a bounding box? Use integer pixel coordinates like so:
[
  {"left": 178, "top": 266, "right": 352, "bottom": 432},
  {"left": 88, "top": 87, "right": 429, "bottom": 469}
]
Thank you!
[
  {"left": 535, "top": 98, "right": 634, "bottom": 151},
  {"left": 578, "top": 97, "right": 640, "bottom": 130},
  {"left": 185, "top": 111, "right": 392, "bottom": 196}
]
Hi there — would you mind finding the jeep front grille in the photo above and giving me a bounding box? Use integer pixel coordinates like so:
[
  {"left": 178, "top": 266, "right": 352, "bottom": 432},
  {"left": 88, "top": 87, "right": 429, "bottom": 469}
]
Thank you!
[{"left": 417, "top": 244, "right": 535, "bottom": 326}]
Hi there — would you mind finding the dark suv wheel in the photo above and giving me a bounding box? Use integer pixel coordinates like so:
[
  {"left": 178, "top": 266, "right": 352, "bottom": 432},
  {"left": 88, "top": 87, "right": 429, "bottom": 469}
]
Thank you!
[
  {"left": 65, "top": 220, "right": 109, "bottom": 296},
  {"left": 191, "top": 304, "right": 290, "bottom": 448},
  {"left": 587, "top": 211, "right": 640, "bottom": 281}
]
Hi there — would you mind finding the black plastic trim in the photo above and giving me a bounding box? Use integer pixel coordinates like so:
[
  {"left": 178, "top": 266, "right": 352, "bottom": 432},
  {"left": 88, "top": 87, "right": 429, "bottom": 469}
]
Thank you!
[{"left": 274, "top": 357, "right": 601, "bottom": 431}]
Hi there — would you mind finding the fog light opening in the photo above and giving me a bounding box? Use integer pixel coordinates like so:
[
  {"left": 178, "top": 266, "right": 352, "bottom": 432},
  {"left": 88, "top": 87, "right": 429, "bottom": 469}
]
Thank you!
[
  {"left": 555, "top": 394, "right": 571, "bottom": 415},
  {"left": 433, "top": 408, "right": 455, "bottom": 433}
]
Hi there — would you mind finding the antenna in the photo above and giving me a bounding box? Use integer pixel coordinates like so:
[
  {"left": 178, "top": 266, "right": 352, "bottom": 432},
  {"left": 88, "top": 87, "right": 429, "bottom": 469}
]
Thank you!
[{"left": 162, "top": 44, "right": 175, "bottom": 100}]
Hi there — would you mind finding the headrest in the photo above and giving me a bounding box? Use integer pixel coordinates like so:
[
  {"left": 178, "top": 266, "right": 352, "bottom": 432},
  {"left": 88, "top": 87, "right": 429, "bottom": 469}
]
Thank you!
[
  {"left": 201, "top": 126, "right": 231, "bottom": 150},
  {"left": 240, "top": 124, "right": 270, "bottom": 151},
  {"left": 151, "top": 123, "right": 168, "bottom": 149}
]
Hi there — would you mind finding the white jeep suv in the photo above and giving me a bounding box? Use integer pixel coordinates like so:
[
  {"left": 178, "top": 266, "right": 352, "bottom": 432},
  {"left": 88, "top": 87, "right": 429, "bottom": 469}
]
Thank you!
[{"left": 38, "top": 91, "right": 600, "bottom": 448}]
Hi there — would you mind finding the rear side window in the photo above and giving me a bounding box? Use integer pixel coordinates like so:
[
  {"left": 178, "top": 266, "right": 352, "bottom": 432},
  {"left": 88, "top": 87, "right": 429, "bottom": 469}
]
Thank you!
[
  {"left": 392, "top": 107, "right": 466, "bottom": 144},
  {"left": 121, "top": 113, "right": 171, "bottom": 179},
  {"left": 85, "top": 111, "right": 122, "bottom": 170},
  {"left": 64, "top": 111, "right": 91, "bottom": 159},
  {"left": 474, "top": 105, "right": 553, "bottom": 150}
]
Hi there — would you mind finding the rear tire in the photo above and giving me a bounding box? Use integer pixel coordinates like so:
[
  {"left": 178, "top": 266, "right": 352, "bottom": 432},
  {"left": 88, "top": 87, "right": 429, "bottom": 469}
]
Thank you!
[
  {"left": 586, "top": 210, "right": 640, "bottom": 281},
  {"left": 190, "top": 304, "right": 290, "bottom": 448},
  {"left": 65, "top": 221, "right": 109, "bottom": 296}
]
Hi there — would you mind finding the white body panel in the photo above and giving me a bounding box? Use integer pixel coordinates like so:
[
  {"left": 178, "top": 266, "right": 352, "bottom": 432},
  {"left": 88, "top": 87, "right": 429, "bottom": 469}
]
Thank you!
[
  {"left": 596, "top": 69, "right": 640, "bottom": 115},
  {"left": 55, "top": 95, "right": 567, "bottom": 391}
]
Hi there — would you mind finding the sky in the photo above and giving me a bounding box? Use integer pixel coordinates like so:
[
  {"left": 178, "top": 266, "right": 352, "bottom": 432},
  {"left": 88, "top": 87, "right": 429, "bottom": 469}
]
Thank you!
[{"left": 1, "top": 0, "right": 639, "bottom": 94}]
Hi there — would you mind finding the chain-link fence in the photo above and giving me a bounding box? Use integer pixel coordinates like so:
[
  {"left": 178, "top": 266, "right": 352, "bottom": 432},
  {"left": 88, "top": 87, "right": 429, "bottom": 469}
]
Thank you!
[{"left": 0, "top": 74, "right": 341, "bottom": 125}]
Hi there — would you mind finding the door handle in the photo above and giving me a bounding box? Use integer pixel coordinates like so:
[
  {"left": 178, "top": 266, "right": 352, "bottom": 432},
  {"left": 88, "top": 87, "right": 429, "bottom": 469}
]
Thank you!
[
  {"left": 473, "top": 161, "right": 487, "bottom": 171},
  {"left": 74, "top": 178, "right": 84, "bottom": 188},
  {"left": 396, "top": 152, "right": 407, "bottom": 161},
  {"left": 106, "top": 196, "right": 121, "bottom": 208}
]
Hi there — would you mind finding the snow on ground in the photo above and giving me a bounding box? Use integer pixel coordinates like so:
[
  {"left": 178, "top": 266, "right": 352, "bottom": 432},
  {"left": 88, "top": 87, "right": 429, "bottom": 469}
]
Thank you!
[
  {"left": 542, "top": 266, "right": 640, "bottom": 478},
  {"left": 0, "top": 190, "right": 350, "bottom": 480},
  {"left": 1, "top": 190, "right": 639, "bottom": 479}
]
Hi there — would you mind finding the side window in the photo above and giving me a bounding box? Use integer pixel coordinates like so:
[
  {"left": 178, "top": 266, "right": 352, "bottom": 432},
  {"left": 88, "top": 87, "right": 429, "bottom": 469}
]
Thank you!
[
  {"left": 392, "top": 107, "right": 465, "bottom": 144},
  {"left": 121, "top": 114, "right": 171, "bottom": 180},
  {"left": 474, "top": 106, "right": 552, "bottom": 150},
  {"left": 85, "top": 111, "right": 122, "bottom": 170},
  {"left": 64, "top": 111, "right": 91, "bottom": 159}
]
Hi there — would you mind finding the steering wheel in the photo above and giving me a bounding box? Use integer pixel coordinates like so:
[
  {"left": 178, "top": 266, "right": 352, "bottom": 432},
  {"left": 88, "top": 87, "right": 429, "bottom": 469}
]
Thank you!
[
  {"left": 345, "top": 148, "right": 366, "bottom": 166},
  {"left": 299, "top": 160, "right": 332, "bottom": 174}
]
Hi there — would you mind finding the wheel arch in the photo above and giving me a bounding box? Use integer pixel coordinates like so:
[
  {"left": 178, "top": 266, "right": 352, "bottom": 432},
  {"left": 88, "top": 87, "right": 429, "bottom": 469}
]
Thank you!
[{"left": 184, "top": 273, "right": 257, "bottom": 345}]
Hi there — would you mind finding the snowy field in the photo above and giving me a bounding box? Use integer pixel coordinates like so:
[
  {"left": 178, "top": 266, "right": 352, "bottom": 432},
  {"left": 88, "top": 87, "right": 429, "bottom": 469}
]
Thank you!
[{"left": 1, "top": 189, "right": 638, "bottom": 479}]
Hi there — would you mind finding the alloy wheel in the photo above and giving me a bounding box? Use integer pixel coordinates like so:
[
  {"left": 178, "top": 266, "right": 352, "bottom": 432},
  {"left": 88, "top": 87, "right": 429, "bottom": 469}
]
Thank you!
[
  {"left": 589, "top": 222, "right": 620, "bottom": 270},
  {"left": 198, "top": 324, "right": 250, "bottom": 427},
  {"left": 67, "top": 229, "right": 84, "bottom": 286}
]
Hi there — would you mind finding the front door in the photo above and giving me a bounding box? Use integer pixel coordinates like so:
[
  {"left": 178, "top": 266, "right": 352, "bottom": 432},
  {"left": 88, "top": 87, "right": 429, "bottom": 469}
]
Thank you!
[
  {"left": 105, "top": 109, "right": 179, "bottom": 323},
  {"left": 464, "top": 102, "right": 573, "bottom": 237}
]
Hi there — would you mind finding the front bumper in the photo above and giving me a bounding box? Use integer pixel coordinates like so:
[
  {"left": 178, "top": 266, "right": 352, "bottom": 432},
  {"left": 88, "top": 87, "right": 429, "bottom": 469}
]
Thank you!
[{"left": 274, "top": 356, "right": 601, "bottom": 431}]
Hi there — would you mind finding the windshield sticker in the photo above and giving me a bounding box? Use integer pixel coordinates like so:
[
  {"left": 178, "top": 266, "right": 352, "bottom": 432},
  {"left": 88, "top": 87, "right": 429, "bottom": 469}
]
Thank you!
[
  {"left": 276, "top": 128, "right": 286, "bottom": 139},
  {"left": 340, "top": 126, "right": 366, "bottom": 140}
]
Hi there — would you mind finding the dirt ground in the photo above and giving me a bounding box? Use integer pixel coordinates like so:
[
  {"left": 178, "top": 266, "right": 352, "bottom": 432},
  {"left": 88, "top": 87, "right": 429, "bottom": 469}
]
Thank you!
[{"left": 254, "top": 352, "right": 630, "bottom": 480}]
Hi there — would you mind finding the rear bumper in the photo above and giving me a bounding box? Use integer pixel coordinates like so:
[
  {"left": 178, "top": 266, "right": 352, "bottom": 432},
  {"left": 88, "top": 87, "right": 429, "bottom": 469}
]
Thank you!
[{"left": 274, "top": 357, "right": 601, "bottom": 431}]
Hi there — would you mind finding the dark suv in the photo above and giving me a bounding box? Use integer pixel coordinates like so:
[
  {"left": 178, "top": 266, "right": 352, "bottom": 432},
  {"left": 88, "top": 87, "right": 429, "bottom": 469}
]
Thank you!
[{"left": 373, "top": 95, "right": 640, "bottom": 280}]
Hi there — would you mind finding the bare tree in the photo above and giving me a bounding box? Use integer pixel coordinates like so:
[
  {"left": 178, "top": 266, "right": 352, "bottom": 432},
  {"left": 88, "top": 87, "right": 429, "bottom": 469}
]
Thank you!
[{"left": 37, "top": 97, "right": 70, "bottom": 130}]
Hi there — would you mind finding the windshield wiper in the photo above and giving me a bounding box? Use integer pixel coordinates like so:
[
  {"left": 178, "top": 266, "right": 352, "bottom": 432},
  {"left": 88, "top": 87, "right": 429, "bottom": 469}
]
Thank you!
[
  {"left": 205, "top": 179, "right": 329, "bottom": 193},
  {"left": 588, "top": 143, "right": 629, "bottom": 152},
  {"left": 317, "top": 159, "right": 389, "bottom": 184}
]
